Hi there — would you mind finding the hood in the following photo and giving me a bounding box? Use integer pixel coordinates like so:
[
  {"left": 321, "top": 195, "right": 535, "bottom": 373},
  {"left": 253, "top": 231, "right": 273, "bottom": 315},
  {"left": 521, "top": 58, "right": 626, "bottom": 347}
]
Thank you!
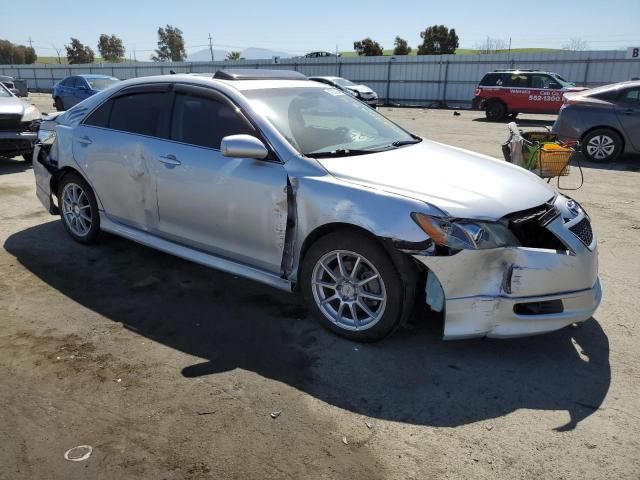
[
  {"left": 345, "top": 84, "right": 374, "bottom": 95},
  {"left": 0, "top": 96, "right": 28, "bottom": 116},
  {"left": 565, "top": 86, "right": 588, "bottom": 93},
  {"left": 316, "top": 140, "right": 555, "bottom": 220}
]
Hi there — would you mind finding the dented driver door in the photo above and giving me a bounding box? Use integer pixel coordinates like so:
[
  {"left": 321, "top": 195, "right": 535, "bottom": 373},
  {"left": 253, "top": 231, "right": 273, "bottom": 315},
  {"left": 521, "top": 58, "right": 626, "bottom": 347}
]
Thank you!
[{"left": 152, "top": 85, "right": 289, "bottom": 274}]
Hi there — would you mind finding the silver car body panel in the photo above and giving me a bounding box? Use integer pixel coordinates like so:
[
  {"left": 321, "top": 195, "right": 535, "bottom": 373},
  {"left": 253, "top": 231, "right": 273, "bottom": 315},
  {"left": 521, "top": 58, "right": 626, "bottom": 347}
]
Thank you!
[{"left": 34, "top": 74, "right": 601, "bottom": 339}]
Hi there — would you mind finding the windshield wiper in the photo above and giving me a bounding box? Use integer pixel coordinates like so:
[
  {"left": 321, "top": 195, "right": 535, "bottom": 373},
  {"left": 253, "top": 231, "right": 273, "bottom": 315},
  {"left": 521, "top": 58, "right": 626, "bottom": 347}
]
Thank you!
[
  {"left": 391, "top": 138, "right": 422, "bottom": 147},
  {"left": 305, "top": 149, "right": 373, "bottom": 159}
]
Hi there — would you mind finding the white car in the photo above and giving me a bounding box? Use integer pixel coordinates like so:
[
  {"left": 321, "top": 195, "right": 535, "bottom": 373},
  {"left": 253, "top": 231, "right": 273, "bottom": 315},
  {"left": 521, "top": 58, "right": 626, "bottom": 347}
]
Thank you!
[
  {"left": 309, "top": 76, "right": 378, "bottom": 108},
  {"left": 0, "top": 82, "right": 40, "bottom": 161}
]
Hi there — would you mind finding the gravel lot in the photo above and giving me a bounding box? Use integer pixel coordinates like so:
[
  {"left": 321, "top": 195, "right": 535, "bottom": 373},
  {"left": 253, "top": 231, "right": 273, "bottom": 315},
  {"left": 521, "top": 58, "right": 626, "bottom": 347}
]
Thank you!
[{"left": 1, "top": 93, "right": 639, "bottom": 479}]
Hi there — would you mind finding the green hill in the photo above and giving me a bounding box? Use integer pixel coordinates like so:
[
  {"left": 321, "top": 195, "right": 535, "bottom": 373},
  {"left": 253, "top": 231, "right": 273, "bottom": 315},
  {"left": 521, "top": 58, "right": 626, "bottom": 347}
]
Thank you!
[{"left": 340, "top": 47, "right": 561, "bottom": 57}]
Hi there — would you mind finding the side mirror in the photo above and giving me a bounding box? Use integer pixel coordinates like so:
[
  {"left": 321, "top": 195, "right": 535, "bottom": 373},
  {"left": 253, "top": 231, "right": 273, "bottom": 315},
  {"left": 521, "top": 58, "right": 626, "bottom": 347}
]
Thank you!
[{"left": 220, "top": 134, "right": 269, "bottom": 160}]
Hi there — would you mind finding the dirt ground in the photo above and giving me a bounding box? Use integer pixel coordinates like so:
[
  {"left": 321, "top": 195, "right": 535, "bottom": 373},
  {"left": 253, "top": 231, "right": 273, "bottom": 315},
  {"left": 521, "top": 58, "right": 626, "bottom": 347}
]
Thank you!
[{"left": 1, "top": 94, "right": 639, "bottom": 479}]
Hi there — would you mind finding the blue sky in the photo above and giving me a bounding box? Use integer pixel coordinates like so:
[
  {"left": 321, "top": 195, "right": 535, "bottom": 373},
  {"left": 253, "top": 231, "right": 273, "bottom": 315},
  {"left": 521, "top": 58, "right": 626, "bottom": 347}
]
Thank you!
[{"left": 4, "top": 0, "right": 640, "bottom": 58}]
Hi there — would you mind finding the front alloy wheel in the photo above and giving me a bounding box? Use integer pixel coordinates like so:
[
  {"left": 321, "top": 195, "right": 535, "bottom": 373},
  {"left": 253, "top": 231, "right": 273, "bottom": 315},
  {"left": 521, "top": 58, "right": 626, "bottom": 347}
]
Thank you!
[
  {"left": 301, "top": 230, "right": 405, "bottom": 341},
  {"left": 311, "top": 250, "right": 387, "bottom": 332}
]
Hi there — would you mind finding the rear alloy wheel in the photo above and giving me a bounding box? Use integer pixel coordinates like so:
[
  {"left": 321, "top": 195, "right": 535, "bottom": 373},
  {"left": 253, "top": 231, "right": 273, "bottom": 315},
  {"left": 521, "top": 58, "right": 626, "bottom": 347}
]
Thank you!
[
  {"left": 485, "top": 101, "right": 506, "bottom": 121},
  {"left": 582, "top": 129, "right": 622, "bottom": 163},
  {"left": 58, "top": 173, "right": 100, "bottom": 244},
  {"left": 301, "top": 231, "right": 404, "bottom": 341}
]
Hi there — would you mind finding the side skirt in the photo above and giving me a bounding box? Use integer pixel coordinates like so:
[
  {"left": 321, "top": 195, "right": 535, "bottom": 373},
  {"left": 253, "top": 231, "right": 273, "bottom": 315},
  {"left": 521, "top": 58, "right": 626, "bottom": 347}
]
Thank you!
[{"left": 99, "top": 213, "right": 293, "bottom": 293}]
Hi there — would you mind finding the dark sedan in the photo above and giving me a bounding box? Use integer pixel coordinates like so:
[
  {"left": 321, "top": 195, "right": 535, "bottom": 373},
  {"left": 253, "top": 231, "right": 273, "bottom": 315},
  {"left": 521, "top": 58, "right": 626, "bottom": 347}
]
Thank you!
[{"left": 552, "top": 80, "right": 640, "bottom": 162}]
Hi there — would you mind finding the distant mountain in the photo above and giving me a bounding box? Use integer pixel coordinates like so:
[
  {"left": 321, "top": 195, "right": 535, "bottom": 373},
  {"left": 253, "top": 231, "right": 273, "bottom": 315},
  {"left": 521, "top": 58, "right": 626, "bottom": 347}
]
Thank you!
[
  {"left": 187, "top": 47, "right": 294, "bottom": 62},
  {"left": 187, "top": 49, "right": 230, "bottom": 62}
]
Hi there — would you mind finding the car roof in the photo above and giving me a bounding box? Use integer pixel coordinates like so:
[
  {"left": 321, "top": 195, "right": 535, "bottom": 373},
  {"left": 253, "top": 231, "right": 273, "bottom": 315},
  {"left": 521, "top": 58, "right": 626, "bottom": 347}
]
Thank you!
[
  {"left": 111, "top": 73, "right": 323, "bottom": 93},
  {"left": 68, "top": 74, "right": 118, "bottom": 80},
  {"left": 579, "top": 79, "right": 640, "bottom": 96},
  {"left": 309, "top": 76, "right": 341, "bottom": 81},
  {"left": 488, "top": 69, "right": 557, "bottom": 75}
]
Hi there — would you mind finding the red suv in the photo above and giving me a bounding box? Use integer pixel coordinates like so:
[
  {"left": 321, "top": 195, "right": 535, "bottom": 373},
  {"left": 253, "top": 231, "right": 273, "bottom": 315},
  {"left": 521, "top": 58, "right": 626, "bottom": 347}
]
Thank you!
[{"left": 472, "top": 69, "right": 587, "bottom": 121}]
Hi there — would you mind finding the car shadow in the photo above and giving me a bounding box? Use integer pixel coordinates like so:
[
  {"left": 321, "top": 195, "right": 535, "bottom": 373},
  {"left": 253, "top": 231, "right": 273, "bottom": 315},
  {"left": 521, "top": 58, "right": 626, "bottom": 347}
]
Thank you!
[
  {"left": 4, "top": 221, "right": 611, "bottom": 431},
  {"left": 0, "top": 156, "right": 32, "bottom": 175},
  {"left": 575, "top": 152, "right": 640, "bottom": 172}
]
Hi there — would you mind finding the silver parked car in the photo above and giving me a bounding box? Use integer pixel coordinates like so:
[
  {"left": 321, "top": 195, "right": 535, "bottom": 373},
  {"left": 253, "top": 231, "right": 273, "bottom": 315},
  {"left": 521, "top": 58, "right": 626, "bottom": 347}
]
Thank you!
[
  {"left": 309, "top": 76, "right": 378, "bottom": 108},
  {"left": 0, "top": 82, "right": 40, "bottom": 161},
  {"left": 553, "top": 80, "right": 640, "bottom": 162},
  {"left": 34, "top": 69, "right": 601, "bottom": 341}
]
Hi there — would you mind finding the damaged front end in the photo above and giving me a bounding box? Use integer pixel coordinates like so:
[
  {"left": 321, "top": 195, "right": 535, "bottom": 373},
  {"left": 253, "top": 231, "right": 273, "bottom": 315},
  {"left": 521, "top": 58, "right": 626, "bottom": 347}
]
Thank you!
[{"left": 407, "top": 195, "right": 601, "bottom": 339}]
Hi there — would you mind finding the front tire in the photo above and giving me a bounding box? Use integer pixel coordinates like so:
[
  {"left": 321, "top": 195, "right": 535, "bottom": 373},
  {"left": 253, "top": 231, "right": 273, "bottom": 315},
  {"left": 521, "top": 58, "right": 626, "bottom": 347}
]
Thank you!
[
  {"left": 582, "top": 128, "right": 623, "bottom": 163},
  {"left": 300, "top": 230, "right": 405, "bottom": 342},
  {"left": 21, "top": 150, "right": 34, "bottom": 162},
  {"left": 58, "top": 173, "right": 100, "bottom": 244}
]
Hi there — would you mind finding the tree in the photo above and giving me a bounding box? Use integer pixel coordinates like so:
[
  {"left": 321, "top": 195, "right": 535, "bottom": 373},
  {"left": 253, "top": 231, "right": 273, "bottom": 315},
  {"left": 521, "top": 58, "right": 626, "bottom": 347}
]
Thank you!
[
  {"left": 417, "top": 25, "right": 459, "bottom": 55},
  {"left": 353, "top": 38, "right": 384, "bottom": 56},
  {"left": 393, "top": 36, "right": 412, "bottom": 55},
  {"left": 563, "top": 37, "right": 588, "bottom": 51},
  {"left": 226, "top": 51, "right": 242, "bottom": 60},
  {"left": 0, "top": 39, "right": 37, "bottom": 64},
  {"left": 97, "top": 34, "right": 125, "bottom": 62},
  {"left": 66, "top": 38, "right": 95, "bottom": 64},
  {"left": 152, "top": 25, "right": 186, "bottom": 62},
  {"left": 475, "top": 36, "right": 509, "bottom": 54}
]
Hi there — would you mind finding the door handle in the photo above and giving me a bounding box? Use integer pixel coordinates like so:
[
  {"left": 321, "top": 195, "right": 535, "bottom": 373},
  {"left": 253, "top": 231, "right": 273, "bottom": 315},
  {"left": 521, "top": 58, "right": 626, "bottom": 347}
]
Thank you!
[
  {"left": 76, "top": 135, "right": 92, "bottom": 145},
  {"left": 159, "top": 154, "right": 181, "bottom": 166}
]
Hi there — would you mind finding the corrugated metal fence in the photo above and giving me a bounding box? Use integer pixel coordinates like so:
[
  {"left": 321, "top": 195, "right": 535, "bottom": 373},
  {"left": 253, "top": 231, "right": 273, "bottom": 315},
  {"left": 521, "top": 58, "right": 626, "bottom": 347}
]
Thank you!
[{"left": 2, "top": 50, "right": 639, "bottom": 107}]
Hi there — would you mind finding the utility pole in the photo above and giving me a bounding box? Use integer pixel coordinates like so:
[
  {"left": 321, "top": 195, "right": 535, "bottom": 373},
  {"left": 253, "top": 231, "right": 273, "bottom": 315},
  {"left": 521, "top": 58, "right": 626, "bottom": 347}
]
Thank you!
[
  {"left": 28, "top": 36, "right": 33, "bottom": 49},
  {"left": 53, "top": 43, "right": 62, "bottom": 64},
  {"left": 208, "top": 33, "right": 214, "bottom": 62},
  {"left": 508, "top": 37, "right": 512, "bottom": 55}
]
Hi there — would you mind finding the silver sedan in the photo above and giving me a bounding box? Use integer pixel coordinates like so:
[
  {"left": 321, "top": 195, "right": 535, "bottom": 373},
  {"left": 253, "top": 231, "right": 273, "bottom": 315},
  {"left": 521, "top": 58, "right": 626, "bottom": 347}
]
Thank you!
[{"left": 33, "top": 69, "right": 601, "bottom": 341}]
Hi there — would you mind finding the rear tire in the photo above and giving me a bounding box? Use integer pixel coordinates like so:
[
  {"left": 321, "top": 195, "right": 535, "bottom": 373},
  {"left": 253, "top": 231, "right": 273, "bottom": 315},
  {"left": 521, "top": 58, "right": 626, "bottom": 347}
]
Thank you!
[
  {"left": 54, "top": 97, "right": 64, "bottom": 111},
  {"left": 58, "top": 172, "right": 100, "bottom": 244},
  {"left": 300, "top": 230, "right": 405, "bottom": 342},
  {"left": 485, "top": 101, "right": 507, "bottom": 121},
  {"left": 581, "top": 128, "right": 623, "bottom": 163}
]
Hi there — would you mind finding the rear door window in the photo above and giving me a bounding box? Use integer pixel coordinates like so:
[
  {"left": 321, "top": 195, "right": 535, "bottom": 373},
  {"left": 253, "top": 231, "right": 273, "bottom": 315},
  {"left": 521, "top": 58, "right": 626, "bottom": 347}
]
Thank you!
[
  {"left": 620, "top": 88, "right": 640, "bottom": 105},
  {"left": 108, "top": 92, "right": 169, "bottom": 137},
  {"left": 505, "top": 74, "right": 529, "bottom": 88},
  {"left": 170, "top": 92, "right": 255, "bottom": 149}
]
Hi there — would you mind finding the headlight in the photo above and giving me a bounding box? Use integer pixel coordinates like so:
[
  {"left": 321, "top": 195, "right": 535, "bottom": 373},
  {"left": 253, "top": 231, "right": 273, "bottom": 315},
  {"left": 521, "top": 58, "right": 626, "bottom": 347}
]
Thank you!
[
  {"left": 411, "top": 213, "right": 520, "bottom": 250},
  {"left": 21, "top": 104, "right": 41, "bottom": 123},
  {"left": 37, "top": 127, "right": 56, "bottom": 145}
]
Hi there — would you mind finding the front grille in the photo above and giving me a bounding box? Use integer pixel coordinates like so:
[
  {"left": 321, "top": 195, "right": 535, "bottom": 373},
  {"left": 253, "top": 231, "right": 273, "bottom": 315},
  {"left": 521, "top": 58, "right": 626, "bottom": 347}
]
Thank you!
[
  {"left": 0, "top": 115, "right": 21, "bottom": 130},
  {"left": 569, "top": 217, "right": 593, "bottom": 247},
  {"left": 504, "top": 203, "right": 567, "bottom": 251}
]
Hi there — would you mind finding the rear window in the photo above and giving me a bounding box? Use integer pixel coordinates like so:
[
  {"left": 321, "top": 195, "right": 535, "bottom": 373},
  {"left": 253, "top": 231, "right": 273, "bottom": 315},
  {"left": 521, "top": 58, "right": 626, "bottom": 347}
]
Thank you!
[{"left": 480, "top": 73, "right": 508, "bottom": 86}]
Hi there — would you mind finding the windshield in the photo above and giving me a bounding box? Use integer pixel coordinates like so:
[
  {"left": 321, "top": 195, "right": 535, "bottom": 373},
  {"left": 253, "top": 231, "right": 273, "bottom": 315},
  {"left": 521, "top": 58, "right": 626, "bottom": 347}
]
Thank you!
[
  {"left": 0, "top": 83, "right": 11, "bottom": 97},
  {"left": 244, "top": 87, "right": 417, "bottom": 157},
  {"left": 87, "top": 78, "right": 119, "bottom": 90},
  {"left": 332, "top": 77, "right": 355, "bottom": 87},
  {"left": 552, "top": 74, "right": 575, "bottom": 87}
]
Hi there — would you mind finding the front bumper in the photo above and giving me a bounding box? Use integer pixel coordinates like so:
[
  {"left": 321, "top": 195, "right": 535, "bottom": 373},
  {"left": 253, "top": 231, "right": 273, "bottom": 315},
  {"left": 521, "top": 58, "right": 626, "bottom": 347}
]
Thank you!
[
  {"left": 414, "top": 212, "right": 601, "bottom": 339},
  {"left": 0, "top": 130, "right": 37, "bottom": 155}
]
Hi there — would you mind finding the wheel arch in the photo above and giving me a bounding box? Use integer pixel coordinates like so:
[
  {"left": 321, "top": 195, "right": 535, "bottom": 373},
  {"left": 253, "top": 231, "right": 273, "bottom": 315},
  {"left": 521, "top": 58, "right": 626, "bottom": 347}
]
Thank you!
[
  {"left": 296, "top": 222, "right": 421, "bottom": 327},
  {"left": 51, "top": 166, "right": 91, "bottom": 200}
]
